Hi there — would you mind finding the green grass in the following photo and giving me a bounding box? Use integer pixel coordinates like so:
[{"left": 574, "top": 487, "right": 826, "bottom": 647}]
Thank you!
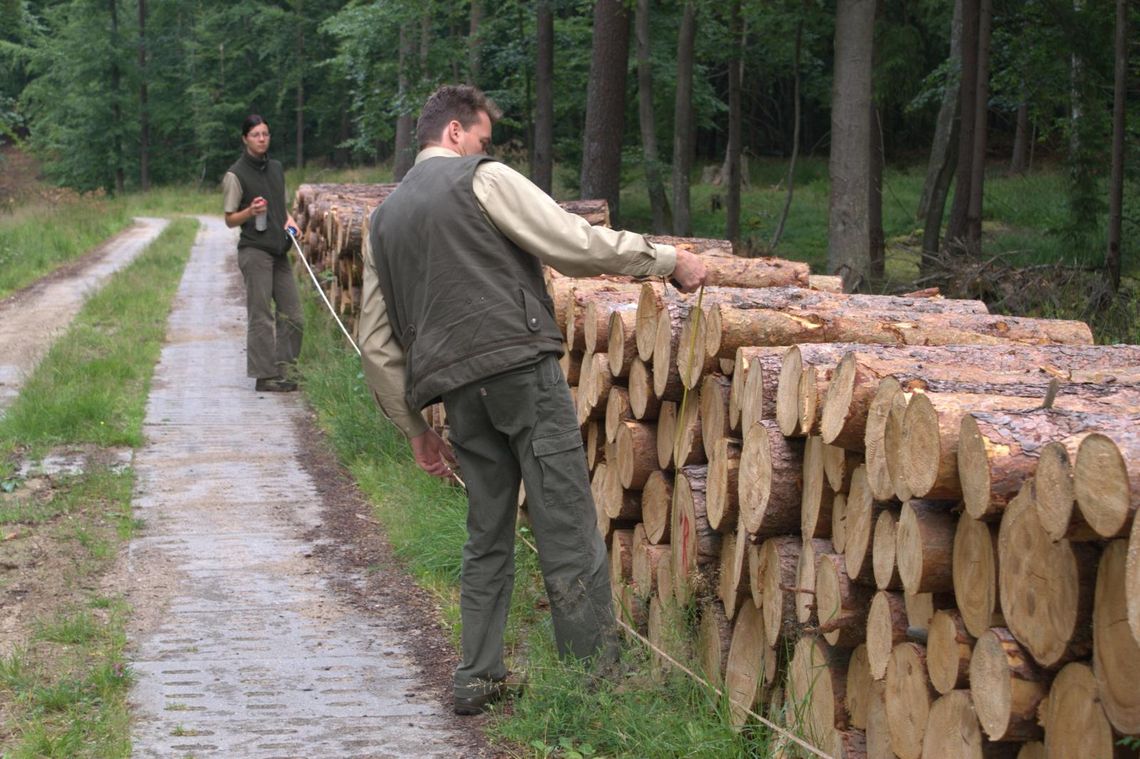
[{"left": 0, "top": 217, "right": 196, "bottom": 758}]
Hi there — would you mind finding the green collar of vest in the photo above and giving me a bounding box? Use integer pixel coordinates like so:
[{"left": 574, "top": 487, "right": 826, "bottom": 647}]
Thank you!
[{"left": 240, "top": 150, "right": 269, "bottom": 173}]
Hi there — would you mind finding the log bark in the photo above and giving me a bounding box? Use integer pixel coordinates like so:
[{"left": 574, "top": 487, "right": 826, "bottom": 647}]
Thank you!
[
  {"left": 896, "top": 500, "right": 957, "bottom": 595},
  {"left": 872, "top": 508, "right": 902, "bottom": 591},
  {"left": 957, "top": 408, "right": 1131, "bottom": 522},
  {"left": 1092, "top": 539, "right": 1140, "bottom": 734},
  {"left": 953, "top": 514, "right": 1002, "bottom": 639},
  {"left": 758, "top": 535, "right": 801, "bottom": 647},
  {"left": 739, "top": 420, "right": 804, "bottom": 537},
  {"left": 884, "top": 642, "right": 935, "bottom": 759},
  {"left": 725, "top": 602, "right": 773, "bottom": 727},
  {"left": 969, "top": 627, "right": 1047, "bottom": 743},
  {"left": 926, "top": 609, "right": 974, "bottom": 695},
  {"left": 998, "top": 481, "right": 1097, "bottom": 668},
  {"left": 641, "top": 470, "right": 672, "bottom": 544},
  {"left": 866, "top": 590, "right": 909, "bottom": 681},
  {"left": 731, "top": 346, "right": 785, "bottom": 431},
  {"left": 671, "top": 465, "right": 720, "bottom": 606},
  {"left": 706, "top": 437, "right": 741, "bottom": 533},
  {"left": 1039, "top": 663, "right": 1119, "bottom": 759},
  {"left": 816, "top": 551, "right": 874, "bottom": 648},
  {"left": 802, "top": 436, "right": 836, "bottom": 540},
  {"left": 820, "top": 344, "right": 1140, "bottom": 450},
  {"left": 1075, "top": 427, "right": 1140, "bottom": 539}
]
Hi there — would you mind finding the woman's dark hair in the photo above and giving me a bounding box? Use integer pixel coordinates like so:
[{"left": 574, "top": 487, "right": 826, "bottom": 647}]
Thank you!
[
  {"left": 241, "top": 114, "right": 268, "bottom": 137},
  {"left": 415, "top": 85, "right": 501, "bottom": 148}
]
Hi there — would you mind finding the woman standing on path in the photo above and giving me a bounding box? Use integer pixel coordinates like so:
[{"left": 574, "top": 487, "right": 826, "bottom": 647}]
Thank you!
[{"left": 222, "top": 114, "right": 304, "bottom": 392}]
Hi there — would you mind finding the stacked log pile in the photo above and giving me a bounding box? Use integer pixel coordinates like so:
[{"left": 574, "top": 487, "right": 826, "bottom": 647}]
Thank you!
[
  {"left": 293, "top": 185, "right": 1140, "bottom": 758},
  {"left": 548, "top": 266, "right": 1140, "bottom": 758}
]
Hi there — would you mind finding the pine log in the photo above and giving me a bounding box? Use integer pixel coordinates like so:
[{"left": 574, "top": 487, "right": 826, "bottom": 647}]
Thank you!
[
  {"left": 787, "top": 635, "right": 850, "bottom": 746},
  {"left": 1039, "top": 663, "right": 1119, "bottom": 759},
  {"left": 632, "top": 525, "right": 667, "bottom": 595},
  {"left": 707, "top": 305, "right": 1093, "bottom": 369},
  {"left": 590, "top": 463, "right": 613, "bottom": 541},
  {"left": 600, "top": 461, "right": 641, "bottom": 522},
  {"left": 832, "top": 493, "right": 849, "bottom": 554},
  {"left": 884, "top": 642, "right": 935, "bottom": 759},
  {"left": 585, "top": 293, "right": 640, "bottom": 355},
  {"left": 656, "top": 552, "right": 675, "bottom": 610},
  {"left": 957, "top": 407, "right": 1127, "bottom": 521},
  {"left": 820, "top": 344, "right": 1140, "bottom": 451},
  {"left": 1033, "top": 438, "right": 1096, "bottom": 542},
  {"left": 644, "top": 234, "right": 733, "bottom": 255},
  {"left": 796, "top": 539, "right": 838, "bottom": 625},
  {"left": 969, "top": 627, "right": 1048, "bottom": 743},
  {"left": 585, "top": 420, "right": 603, "bottom": 471},
  {"left": 671, "top": 465, "right": 721, "bottom": 606},
  {"left": 758, "top": 535, "right": 802, "bottom": 647},
  {"left": 846, "top": 644, "right": 874, "bottom": 730},
  {"left": 656, "top": 401, "right": 678, "bottom": 470},
  {"left": 864, "top": 378, "right": 903, "bottom": 500},
  {"left": 561, "top": 281, "right": 643, "bottom": 352},
  {"left": 866, "top": 590, "right": 909, "bottom": 681},
  {"left": 610, "top": 529, "right": 636, "bottom": 587},
  {"left": 693, "top": 255, "right": 810, "bottom": 289},
  {"left": 606, "top": 308, "right": 639, "bottom": 378},
  {"left": 697, "top": 599, "right": 734, "bottom": 690},
  {"left": 872, "top": 508, "right": 903, "bottom": 591},
  {"left": 802, "top": 435, "right": 836, "bottom": 540},
  {"left": 725, "top": 602, "right": 773, "bottom": 728},
  {"left": 706, "top": 437, "right": 742, "bottom": 533},
  {"left": 922, "top": 690, "right": 1019, "bottom": 759},
  {"left": 700, "top": 374, "right": 733, "bottom": 461},
  {"left": 695, "top": 284, "right": 987, "bottom": 317},
  {"left": 816, "top": 552, "right": 874, "bottom": 648},
  {"left": 825, "top": 444, "right": 862, "bottom": 495},
  {"left": 615, "top": 420, "right": 657, "bottom": 490},
  {"left": 1092, "top": 539, "right": 1140, "bottom": 734},
  {"left": 810, "top": 274, "right": 845, "bottom": 292},
  {"left": 902, "top": 388, "right": 1140, "bottom": 504},
  {"left": 998, "top": 481, "right": 1097, "bottom": 668},
  {"left": 1075, "top": 427, "right": 1140, "bottom": 539},
  {"left": 676, "top": 306, "right": 719, "bottom": 390},
  {"left": 627, "top": 357, "right": 661, "bottom": 420},
  {"left": 738, "top": 420, "right": 804, "bottom": 537},
  {"left": 718, "top": 530, "right": 748, "bottom": 620},
  {"left": 905, "top": 591, "right": 954, "bottom": 638},
  {"left": 884, "top": 388, "right": 914, "bottom": 502},
  {"left": 641, "top": 470, "right": 672, "bottom": 544},
  {"left": 672, "top": 390, "right": 705, "bottom": 468},
  {"left": 953, "top": 515, "right": 1003, "bottom": 639},
  {"left": 1016, "top": 742, "right": 1044, "bottom": 759},
  {"left": 844, "top": 466, "right": 885, "bottom": 585},
  {"left": 1131, "top": 511, "right": 1140, "bottom": 646},
  {"left": 634, "top": 281, "right": 665, "bottom": 362},
  {"left": 647, "top": 592, "right": 689, "bottom": 680},
  {"left": 896, "top": 500, "right": 957, "bottom": 595},
  {"left": 559, "top": 349, "right": 583, "bottom": 387},
  {"left": 652, "top": 306, "right": 689, "bottom": 401},
  {"left": 864, "top": 679, "right": 892, "bottom": 759},
  {"left": 604, "top": 386, "right": 632, "bottom": 443},
  {"left": 616, "top": 582, "right": 649, "bottom": 634},
  {"left": 926, "top": 609, "right": 974, "bottom": 695},
  {"left": 731, "top": 346, "right": 785, "bottom": 431},
  {"left": 777, "top": 344, "right": 865, "bottom": 437}
]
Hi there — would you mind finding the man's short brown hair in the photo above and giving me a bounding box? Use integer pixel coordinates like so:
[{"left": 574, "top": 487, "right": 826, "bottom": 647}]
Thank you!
[{"left": 415, "top": 85, "right": 502, "bottom": 149}]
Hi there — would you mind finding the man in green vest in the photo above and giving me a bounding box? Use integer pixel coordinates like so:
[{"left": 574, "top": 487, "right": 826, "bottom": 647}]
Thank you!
[{"left": 358, "top": 85, "right": 708, "bottom": 715}]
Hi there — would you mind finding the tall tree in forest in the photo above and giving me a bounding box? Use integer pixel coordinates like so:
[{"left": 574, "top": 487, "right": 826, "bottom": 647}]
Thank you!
[
  {"left": 137, "top": 0, "right": 150, "bottom": 190},
  {"left": 532, "top": 0, "right": 553, "bottom": 194},
  {"left": 917, "top": 0, "right": 962, "bottom": 255},
  {"left": 945, "top": 0, "right": 978, "bottom": 250},
  {"left": 468, "top": 0, "right": 482, "bottom": 84},
  {"left": 827, "top": 0, "right": 876, "bottom": 291},
  {"left": 770, "top": 15, "right": 803, "bottom": 250},
  {"left": 393, "top": 22, "right": 416, "bottom": 180},
  {"left": 963, "top": 0, "right": 992, "bottom": 255},
  {"left": 869, "top": 102, "right": 884, "bottom": 280},
  {"left": 635, "top": 0, "right": 671, "bottom": 233},
  {"left": 293, "top": 0, "right": 305, "bottom": 168},
  {"left": 580, "top": 0, "right": 631, "bottom": 224},
  {"left": 109, "top": 0, "right": 124, "bottom": 193},
  {"left": 672, "top": 1, "right": 696, "bottom": 236},
  {"left": 1106, "top": 0, "right": 1127, "bottom": 291},
  {"left": 725, "top": 0, "right": 743, "bottom": 244}
]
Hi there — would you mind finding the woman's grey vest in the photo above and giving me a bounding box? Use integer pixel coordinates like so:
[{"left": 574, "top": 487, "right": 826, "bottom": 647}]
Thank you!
[
  {"left": 370, "top": 155, "right": 564, "bottom": 410},
  {"left": 227, "top": 152, "right": 289, "bottom": 255}
]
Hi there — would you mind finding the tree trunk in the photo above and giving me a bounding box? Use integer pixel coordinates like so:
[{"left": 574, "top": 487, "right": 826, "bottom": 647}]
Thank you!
[
  {"left": 467, "top": 0, "right": 482, "bottom": 84},
  {"left": 725, "top": 0, "right": 743, "bottom": 244},
  {"left": 771, "top": 19, "right": 802, "bottom": 250},
  {"left": 946, "top": 0, "right": 979, "bottom": 249},
  {"left": 1106, "top": 0, "right": 1127, "bottom": 291},
  {"left": 1010, "top": 96, "right": 1029, "bottom": 175},
  {"left": 109, "top": 0, "right": 124, "bottom": 194},
  {"left": 294, "top": 0, "right": 304, "bottom": 169},
  {"left": 868, "top": 103, "right": 885, "bottom": 283},
  {"left": 671, "top": 2, "right": 696, "bottom": 236},
  {"left": 918, "top": 0, "right": 963, "bottom": 224},
  {"left": 393, "top": 24, "right": 416, "bottom": 181},
  {"left": 635, "top": 0, "right": 672, "bottom": 233},
  {"left": 580, "top": 0, "right": 631, "bottom": 225},
  {"left": 827, "top": 0, "right": 876, "bottom": 291},
  {"left": 532, "top": 1, "right": 554, "bottom": 194},
  {"left": 964, "top": 0, "right": 992, "bottom": 256},
  {"left": 137, "top": 0, "right": 150, "bottom": 190}
]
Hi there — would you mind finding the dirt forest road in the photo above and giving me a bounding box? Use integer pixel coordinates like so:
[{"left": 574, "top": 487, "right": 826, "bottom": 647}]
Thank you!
[
  {"left": 0, "top": 217, "right": 169, "bottom": 414},
  {"left": 123, "top": 217, "right": 493, "bottom": 757}
]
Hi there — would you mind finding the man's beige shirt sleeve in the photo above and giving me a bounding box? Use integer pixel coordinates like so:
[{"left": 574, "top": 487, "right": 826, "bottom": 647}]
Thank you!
[
  {"left": 472, "top": 161, "right": 677, "bottom": 278},
  {"left": 357, "top": 227, "right": 429, "bottom": 440}
]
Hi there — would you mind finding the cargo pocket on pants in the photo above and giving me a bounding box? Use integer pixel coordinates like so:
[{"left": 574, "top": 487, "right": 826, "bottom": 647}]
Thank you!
[{"left": 531, "top": 428, "right": 592, "bottom": 515}]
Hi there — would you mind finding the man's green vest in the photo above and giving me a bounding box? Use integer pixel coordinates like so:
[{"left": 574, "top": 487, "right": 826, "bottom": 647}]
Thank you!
[
  {"left": 370, "top": 155, "right": 564, "bottom": 411},
  {"left": 227, "top": 151, "right": 288, "bottom": 255}
]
